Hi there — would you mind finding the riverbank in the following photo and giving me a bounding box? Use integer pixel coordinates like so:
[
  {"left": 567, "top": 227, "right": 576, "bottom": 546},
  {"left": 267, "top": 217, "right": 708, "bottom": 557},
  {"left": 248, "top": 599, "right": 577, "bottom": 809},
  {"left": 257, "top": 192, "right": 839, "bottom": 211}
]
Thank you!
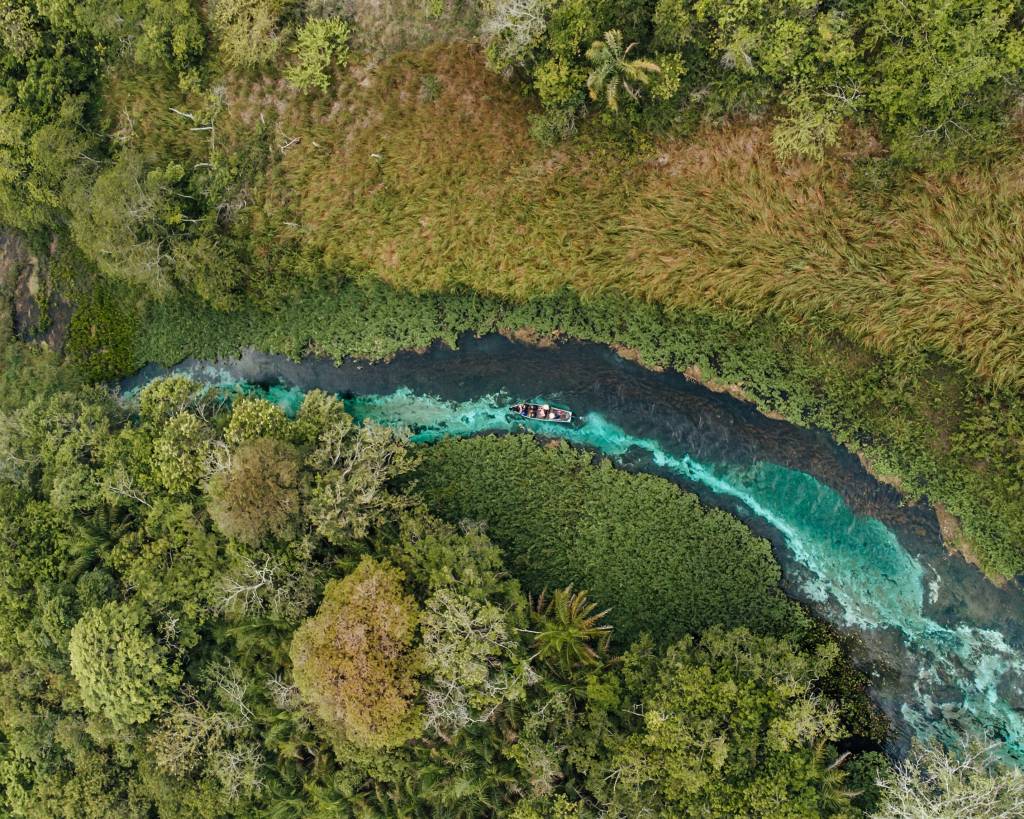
[{"left": 85, "top": 278, "right": 1022, "bottom": 579}]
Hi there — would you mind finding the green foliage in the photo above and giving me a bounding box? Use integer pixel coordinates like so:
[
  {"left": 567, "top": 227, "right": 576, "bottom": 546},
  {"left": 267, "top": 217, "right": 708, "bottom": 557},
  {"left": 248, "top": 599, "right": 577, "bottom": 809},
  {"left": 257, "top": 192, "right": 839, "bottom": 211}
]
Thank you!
[
  {"left": 414, "top": 433, "right": 806, "bottom": 644},
  {"left": 306, "top": 421, "right": 417, "bottom": 544},
  {"left": 137, "top": 374, "right": 208, "bottom": 424},
  {"left": 607, "top": 626, "right": 850, "bottom": 817},
  {"left": 65, "top": 280, "right": 140, "bottom": 382},
  {"left": 864, "top": 0, "right": 1024, "bottom": 166},
  {"left": 290, "top": 556, "right": 423, "bottom": 749},
  {"left": 207, "top": 437, "right": 302, "bottom": 544},
  {"left": 0, "top": 3, "right": 98, "bottom": 232},
  {"left": 530, "top": 586, "right": 612, "bottom": 677},
  {"left": 224, "top": 396, "right": 290, "bottom": 446},
  {"left": 68, "top": 601, "right": 181, "bottom": 728},
  {"left": 211, "top": 0, "right": 294, "bottom": 69},
  {"left": 151, "top": 412, "right": 213, "bottom": 494},
  {"left": 284, "top": 17, "right": 350, "bottom": 92},
  {"left": 585, "top": 29, "right": 662, "bottom": 112},
  {"left": 68, "top": 152, "right": 187, "bottom": 293},
  {"left": 420, "top": 587, "right": 529, "bottom": 737}
]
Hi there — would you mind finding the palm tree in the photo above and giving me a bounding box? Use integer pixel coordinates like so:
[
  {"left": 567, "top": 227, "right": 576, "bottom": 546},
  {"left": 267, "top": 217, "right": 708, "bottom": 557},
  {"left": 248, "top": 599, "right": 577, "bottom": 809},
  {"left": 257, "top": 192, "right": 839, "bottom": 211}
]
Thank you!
[
  {"left": 527, "top": 585, "right": 612, "bottom": 676},
  {"left": 811, "top": 741, "right": 860, "bottom": 813},
  {"left": 585, "top": 29, "right": 661, "bottom": 112}
]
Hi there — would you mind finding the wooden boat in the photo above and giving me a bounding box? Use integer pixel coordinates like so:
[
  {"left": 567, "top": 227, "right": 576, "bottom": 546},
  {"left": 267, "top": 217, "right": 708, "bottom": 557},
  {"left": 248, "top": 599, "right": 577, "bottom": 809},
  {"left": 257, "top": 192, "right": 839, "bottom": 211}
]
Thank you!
[{"left": 510, "top": 402, "right": 573, "bottom": 423}]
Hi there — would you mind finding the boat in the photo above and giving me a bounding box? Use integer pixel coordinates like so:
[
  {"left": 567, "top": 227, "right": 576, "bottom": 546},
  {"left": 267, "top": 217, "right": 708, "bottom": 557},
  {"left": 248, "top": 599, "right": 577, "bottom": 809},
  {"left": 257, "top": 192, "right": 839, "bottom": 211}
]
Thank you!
[{"left": 510, "top": 402, "right": 573, "bottom": 423}]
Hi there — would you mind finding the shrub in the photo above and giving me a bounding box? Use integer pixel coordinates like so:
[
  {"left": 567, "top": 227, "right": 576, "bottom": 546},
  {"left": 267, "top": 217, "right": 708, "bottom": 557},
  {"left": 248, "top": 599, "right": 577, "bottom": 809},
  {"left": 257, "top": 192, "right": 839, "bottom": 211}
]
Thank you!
[
  {"left": 210, "top": 0, "right": 292, "bottom": 69},
  {"left": 284, "top": 17, "right": 350, "bottom": 92}
]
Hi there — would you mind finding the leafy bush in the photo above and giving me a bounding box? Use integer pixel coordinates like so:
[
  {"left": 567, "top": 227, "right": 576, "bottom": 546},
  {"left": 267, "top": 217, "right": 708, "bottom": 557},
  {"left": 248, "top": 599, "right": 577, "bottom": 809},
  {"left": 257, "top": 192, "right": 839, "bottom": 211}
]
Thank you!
[
  {"left": 284, "top": 17, "right": 350, "bottom": 92},
  {"left": 608, "top": 626, "right": 850, "bottom": 816},
  {"left": 210, "top": 0, "right": 293, "bottom": 69}
]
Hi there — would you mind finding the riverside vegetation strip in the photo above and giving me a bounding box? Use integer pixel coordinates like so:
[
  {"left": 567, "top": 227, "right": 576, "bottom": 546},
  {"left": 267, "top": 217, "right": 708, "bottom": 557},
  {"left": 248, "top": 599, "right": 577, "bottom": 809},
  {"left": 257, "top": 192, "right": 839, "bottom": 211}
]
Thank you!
[
  {"left": 82, "top": 278, "right": 1024, "bottom": 580},
  {"left": 15, "top": 33, "right": 1022, "bottom": 576}
]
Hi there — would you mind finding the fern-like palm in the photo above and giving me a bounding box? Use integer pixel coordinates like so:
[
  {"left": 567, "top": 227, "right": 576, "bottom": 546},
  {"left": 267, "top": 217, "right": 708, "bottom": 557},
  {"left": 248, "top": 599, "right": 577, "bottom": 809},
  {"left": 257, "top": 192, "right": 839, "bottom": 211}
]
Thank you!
[
  {"left": 812, "top": 741, "right": 860, "bottom": 812},
  {"left": 528, "top": 585, "right": 612, "bottom": 676},
  {"left": 586, "top": 29, "right": 661, "bottom": 112}
]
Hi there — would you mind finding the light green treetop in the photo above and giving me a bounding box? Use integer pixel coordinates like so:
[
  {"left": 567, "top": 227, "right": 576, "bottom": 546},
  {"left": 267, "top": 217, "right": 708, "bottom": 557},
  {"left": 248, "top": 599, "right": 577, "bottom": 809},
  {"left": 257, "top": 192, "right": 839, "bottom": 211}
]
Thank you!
[{"left": 69, "top": 601, "right": 180, "bottom": 728}]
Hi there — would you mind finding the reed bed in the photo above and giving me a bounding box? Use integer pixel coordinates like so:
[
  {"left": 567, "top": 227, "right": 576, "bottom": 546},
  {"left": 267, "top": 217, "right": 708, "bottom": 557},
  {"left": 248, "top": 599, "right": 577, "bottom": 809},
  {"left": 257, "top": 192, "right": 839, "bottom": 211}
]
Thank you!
[{"left": 250, "top": 44, "right": 1024, "bottom": 389}]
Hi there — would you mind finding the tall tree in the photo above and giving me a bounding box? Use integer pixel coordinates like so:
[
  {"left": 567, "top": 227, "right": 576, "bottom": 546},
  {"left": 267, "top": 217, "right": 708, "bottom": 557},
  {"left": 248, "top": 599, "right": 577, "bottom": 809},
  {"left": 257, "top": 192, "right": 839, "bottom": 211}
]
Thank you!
[{"left": 290, "top": 556, "right": 423, "bottom": 749}]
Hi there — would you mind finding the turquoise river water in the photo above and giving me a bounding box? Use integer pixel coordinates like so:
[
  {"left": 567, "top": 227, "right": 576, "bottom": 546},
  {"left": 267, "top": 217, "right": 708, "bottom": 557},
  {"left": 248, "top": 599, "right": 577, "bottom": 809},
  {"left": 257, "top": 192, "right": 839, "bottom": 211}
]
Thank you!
[{"left": 122, "top": 335, "right": 1024, "bottom": 759}]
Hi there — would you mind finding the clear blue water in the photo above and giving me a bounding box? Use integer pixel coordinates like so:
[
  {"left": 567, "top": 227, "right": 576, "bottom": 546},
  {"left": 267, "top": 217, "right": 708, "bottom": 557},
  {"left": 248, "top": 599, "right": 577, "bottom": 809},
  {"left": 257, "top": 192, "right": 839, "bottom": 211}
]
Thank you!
[{"left": 122, "top": 336, "right": 1024, "bottom": 759}]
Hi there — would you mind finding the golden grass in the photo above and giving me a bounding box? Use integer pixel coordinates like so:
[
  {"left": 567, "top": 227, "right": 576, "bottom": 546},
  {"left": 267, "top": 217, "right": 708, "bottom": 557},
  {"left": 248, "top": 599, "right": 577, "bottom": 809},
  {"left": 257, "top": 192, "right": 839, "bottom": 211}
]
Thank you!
[{"left": 108, "top": 43, "right": 1024, "bottom": 388}]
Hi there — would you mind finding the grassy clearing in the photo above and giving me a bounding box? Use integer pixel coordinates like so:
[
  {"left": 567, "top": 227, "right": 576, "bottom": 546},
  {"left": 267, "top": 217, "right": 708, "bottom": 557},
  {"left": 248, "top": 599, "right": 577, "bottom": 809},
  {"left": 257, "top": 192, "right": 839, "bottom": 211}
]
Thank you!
[
  {"left": 101, "top": 42, "right": 1024, "bottom": 387},
  {"left": 253, "top": 43, "right": 1024, "bottom": 388}
]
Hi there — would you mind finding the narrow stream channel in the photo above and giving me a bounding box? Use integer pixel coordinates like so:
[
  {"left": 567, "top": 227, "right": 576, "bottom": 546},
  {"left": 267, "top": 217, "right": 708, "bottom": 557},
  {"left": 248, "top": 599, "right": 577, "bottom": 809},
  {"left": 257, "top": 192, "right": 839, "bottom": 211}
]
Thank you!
[{"left": 122, "top": 334, "right": 1024, "bottom": 760}]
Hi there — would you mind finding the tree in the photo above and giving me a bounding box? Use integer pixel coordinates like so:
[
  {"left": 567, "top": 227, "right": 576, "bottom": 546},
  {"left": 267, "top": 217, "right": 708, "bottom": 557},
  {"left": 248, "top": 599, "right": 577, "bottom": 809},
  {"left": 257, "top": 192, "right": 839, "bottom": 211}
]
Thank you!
[
  {"left": 528, "top": 586, "right": 611, "bottom": 677},
  {"left": 874, "top": 738, "right": 1024, "bottom": 819},
  {"left": 862, "top": 0, "right": 1024, "bottom": 165},
  {"left": 420, "top": 588, "right": 530, "bottom": 738},
  {"left": 151, "top": 412, "right": 213, "bottom": 495},
  {"left": 652, "top": 0, "right": 693, "bottom": 50},
  {"left": 585, "top": 30, "right": 661, "bottom": 112},
  {"left": 138, "top": 376, "right": 210, "bottom": 425},
  {"left": 68, "top": 152, "right": 186, "bottom": 294},
  {"left": 224, "top": 396, "right": 289, "bottom": 447},
  {"left": 207, "top": 437, "right": 301, "bottom": 545},
  {"left": 290, "top": 557, "right": 422, "bottom": 749},
  {"left": 480, "top": 0, "right": 553, "bottom": 72},
  {"left": 110, "top": 499, "right": 222, "bottom": 627},
  {"left": 306, "top": 421, "right": 415, "bottom": 544},
  {"left": 606, "top": 626, "right": 850, "bottom": 817},
  {"left": 68, "top": 601, "right": 180, "bottom": 728},
  {"left": 297, "top": 389, "right": 354, "bottom": 463}
]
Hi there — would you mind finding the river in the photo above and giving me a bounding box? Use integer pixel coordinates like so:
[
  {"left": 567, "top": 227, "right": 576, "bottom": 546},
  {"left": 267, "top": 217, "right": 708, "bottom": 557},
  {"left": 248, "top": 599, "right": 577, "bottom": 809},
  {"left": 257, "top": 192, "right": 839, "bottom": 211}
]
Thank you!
[{"left": 122, "top": 334, "right": 1024, "bottom": 759}]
